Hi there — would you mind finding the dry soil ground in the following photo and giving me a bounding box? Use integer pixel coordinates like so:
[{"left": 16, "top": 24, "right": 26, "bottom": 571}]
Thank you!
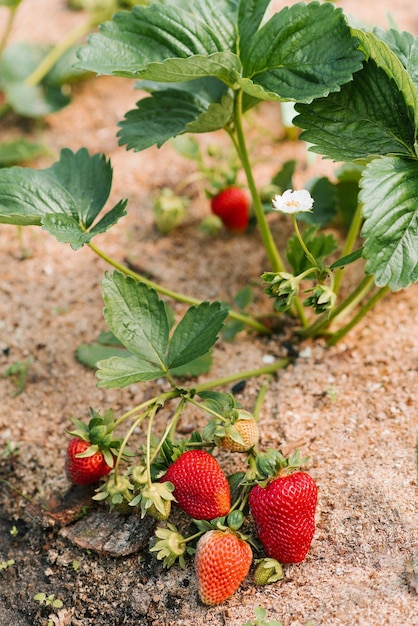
[{"left": 1, "top": 1, "right": 418, "bottom": 625}]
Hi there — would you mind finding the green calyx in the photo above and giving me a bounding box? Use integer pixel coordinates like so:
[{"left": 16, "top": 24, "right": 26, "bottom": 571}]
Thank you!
[
  {"left": 253, "top": 558, "right": 284, "bottom": 586},
  {"left": 67, "top": 408, "right": 125, "bottom": 456},
  {"left": 137, "top": 481, "right": 176, "bottom": 520},
  {"left": 202, "top": 408, "right": 256, "bottom": 449},
  {"left": 251, "top": 449, "right": 309, "bottom": 482},
  {"left": 92, "top": 474, "right": 134, "bottom": 510},
  {"left": 150, "top": 524, "right": 193, "bottom": 568}
]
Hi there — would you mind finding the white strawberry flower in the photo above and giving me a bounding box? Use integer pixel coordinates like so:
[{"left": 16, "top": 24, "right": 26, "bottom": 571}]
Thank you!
[{"left": 272, "top": 189, "right": 314, "bottom": 214}]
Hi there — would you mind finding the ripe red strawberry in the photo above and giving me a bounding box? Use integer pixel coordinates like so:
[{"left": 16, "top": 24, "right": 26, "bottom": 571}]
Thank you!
[
  {"left": 163, "top": 449, "right": 231, "bottom": 520},
  {"left": 249, "top": 471, "right": 318, "bottom": 563},
  {"left": 210, "top": 186, "right": 250, "bottom": 233},
  {"left": 65, "top": 437, "right": 114, "bottom": 485},
  {"left": 195, "top": 529, "right": 252, "bottom": 605}
]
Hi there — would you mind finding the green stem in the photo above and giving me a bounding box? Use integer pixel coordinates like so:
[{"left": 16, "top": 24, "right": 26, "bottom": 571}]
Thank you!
[
  {"left": 113, "top": 392, "right": 177, "bottom": 430},
  {"left": 232, "top": 90, "right": 285, "bottom": 273},
  {"left": 327, "top": 286, "right": 390, "bottom": 346},
  {"left": 292, "top": 296, "right": 309, "bottom": 327},
  {"left": 152, "top": 399, "right": 186, "bottom": 463},
  {"left": 114, "top": 410, "right": 150, "bottom": 482},
  {"left": 194, "top": 358, "right": 290, "bottom": 393},
  {"left": 180, "top": 529, "right": 206, "bottom": 545},
  {"left": 187, "top": 396, "right": 225, "bottom": 421},
  {"left": 0, "top": 4, "right": 18, "bottom": 59},
  {"left": 87, "top": 241, "right": 270, "bottom": 334},
  {"left": 292, "top": 215, "right": 318, "bottom": 269},
  {"left": 252, "top": 376, "right": 272, "bottom": 422},
  {"left": 333, "top": 202, "right": 363, "bottom": 296},
  {"left": 24, "top": 19, "right": 95, "bottom": 88},
  {"left": 145, "top": 405, "right": 159, "bottom": 488},
  {"left": 0, "top": 478, "right": 36, "bottom": 505}
]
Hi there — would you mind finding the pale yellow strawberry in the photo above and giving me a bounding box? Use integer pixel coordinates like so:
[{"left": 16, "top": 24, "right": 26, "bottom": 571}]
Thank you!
[{"left": 220, "top": 415, "right": 259, "bottom": 452}]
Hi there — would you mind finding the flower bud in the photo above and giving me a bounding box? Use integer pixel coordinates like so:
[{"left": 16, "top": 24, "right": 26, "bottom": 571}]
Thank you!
[
  {"left": 303, "top": 284, "right": 336, "bottom": 314},
  {"left": 262, "top": 271, "right": 299, "bottom": 312}
]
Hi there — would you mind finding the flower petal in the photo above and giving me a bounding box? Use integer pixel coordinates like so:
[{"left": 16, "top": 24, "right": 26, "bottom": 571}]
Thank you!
[{"left": 272, "top": 189, "right": 314, "bottom": 214}]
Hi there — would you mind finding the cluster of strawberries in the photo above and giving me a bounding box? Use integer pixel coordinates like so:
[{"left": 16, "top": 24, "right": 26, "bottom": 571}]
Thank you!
[{"left": 65, "top": 411, "right": 318, "bottom": 606}]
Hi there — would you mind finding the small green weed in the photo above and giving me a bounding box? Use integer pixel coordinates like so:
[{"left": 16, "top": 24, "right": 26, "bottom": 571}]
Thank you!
[
  {"left": 33, "top": 592, "right": 63, "bottom": 608},
  {"left": 2, "top": 357, "right": 32, "bottom": 395}
]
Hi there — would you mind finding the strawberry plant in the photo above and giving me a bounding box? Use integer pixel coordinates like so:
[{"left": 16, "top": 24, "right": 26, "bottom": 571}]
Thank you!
[{"left": 1, "top": 0, "right": 418, "bottom": 611}]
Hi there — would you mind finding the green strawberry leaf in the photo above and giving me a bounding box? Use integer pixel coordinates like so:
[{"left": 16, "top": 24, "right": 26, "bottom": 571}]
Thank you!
[
  {"left": 118, "top": 79, "right": 232, "bottom": 151},
  {"left": 76, "top": 343, "right": 131, "bottom": 370},
  {"left": 371, "top": 28, "right": 418, "bottom": 91},
  {"left": 197, "top": 390, "right": 237, "bottom": 415},
  {"left": 353, "top": 29, "right": 418, "bottom": 118},
  {"left": 270, "top": 160, "right": 296, "bottom": 193},
  {"left": 96, "top": 354, "right": 166, "bottom": 388},
  {"left": 168, "top": 353, "right": 213, "bottom": 378},
  {"left": 77, "top": 1, "right": 364, "bottom": 155},
  {"left": 101, "top": 272, "right": 169, "bottom": 371},
  {"left": 299, "top": 176, "right": 338, "bottom": 227},
  {"left": 233, "top": 284, "right": 253, "bottom": 310},
  {"left": 0, "top": 42, "right": 71, "bottom": 117},
  {"left": 329, "top": 248, "right": 363, "bottom": 271},
  {"left": 87, "top": 199, "right": 128, "bottom": 237},
  {"left": 0, "top": 149, "right": 127, "bottom": 248},
  {"left": 295, "top": 31, "right": 417, "bottom": 162},
  {"left": 0, "top": 168, "right": 76, "bottom": 226},
  {"left": 77, "top": 3, "right": 237, "bottom": 80},
  {"left": 238, "top": 2, "right": 364, "bottom": 103},
  {"left": 335, "top": 163, "right": 363, "bottom": 228},
  {"left": 237, "top": 0, "right": 270, "bottom": 49},
  {"left": 47, "top": 148, "right": 113, "bottom": 229},
  {"left": 166, "top": 300, "right": 229, "bottom": 370},
  {"left": 360, "top": 155, "right": 418, "bottom": 290},
  {"left": 221, "top": 319, "right": 244, "bottom": 342},
  {"left": 0, "top": 139, "right": 47, "bottom": 167}
]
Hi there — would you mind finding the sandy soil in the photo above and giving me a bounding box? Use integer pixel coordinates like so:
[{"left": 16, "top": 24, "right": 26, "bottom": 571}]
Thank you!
[{"left": 1, "top": 1, "right": 418, "bottom": 625}]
